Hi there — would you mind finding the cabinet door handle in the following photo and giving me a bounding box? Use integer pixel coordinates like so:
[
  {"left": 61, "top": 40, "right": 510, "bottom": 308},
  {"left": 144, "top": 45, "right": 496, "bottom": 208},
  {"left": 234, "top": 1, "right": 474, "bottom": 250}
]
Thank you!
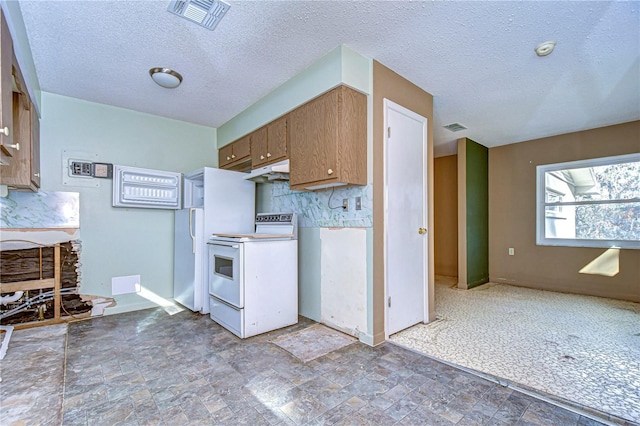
[
  {"left": 34, "top": 173, "right": 40, "bottom": 178},
  {"left": 6, "top": 143, "right": 19, "bottom": 151},
  {"left": 231, "top": 154, "right": 236, "bottom": 159},
  {"left": 226, "top": 156, "right": 231, "bottom": 161},
  {"left": 327, "top": 169, "right": 334, "bottom": 175},
  {"left": 0, "top": 127, "right": 8, "bottom": 136},
  {"left": 266, "top": 152, "right": 271, "bottom": 158},
  {"left": 260, "top": 155, "right": 265, "bottom": 160}
]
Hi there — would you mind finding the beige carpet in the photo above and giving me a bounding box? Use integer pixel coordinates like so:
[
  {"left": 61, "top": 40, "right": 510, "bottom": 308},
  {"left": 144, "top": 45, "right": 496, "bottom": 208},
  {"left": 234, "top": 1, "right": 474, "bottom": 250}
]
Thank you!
[
  {"left": 271, "top": 323, "right": 356, "bottom": 362},
  {"left": 391, "top": 278, "right": 640, "bottom": 424}
]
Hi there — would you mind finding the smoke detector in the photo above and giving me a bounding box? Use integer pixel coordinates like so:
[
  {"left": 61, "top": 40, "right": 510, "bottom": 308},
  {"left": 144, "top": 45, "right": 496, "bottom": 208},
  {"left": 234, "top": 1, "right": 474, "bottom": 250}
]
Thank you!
[
  {"left": 168, "top": 0, "right": 230, "bottom": 31},
  {"left": 443, "top": 122, "right": 467, "bottom": 132}
]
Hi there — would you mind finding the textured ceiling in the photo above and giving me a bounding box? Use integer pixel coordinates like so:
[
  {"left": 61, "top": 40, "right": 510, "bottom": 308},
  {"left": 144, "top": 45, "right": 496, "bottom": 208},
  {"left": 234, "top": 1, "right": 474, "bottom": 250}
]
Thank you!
[{"left": 18, "top": 1, "right": 640, "bottom": 156}]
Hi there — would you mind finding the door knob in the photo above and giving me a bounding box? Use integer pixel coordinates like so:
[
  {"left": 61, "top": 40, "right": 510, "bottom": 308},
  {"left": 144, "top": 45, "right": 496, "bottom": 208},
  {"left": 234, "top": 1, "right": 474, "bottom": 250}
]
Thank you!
[
  {"left": 327, "top": 169, "right": 334, "bottom": 175},
  {"left": 260, "top": 155, "right": 265, "bottom": 160},
  {"left": 266, "top": 152, "right": 271, "bottom": 158},
  {"left": 34, "top": 173, "right": 40, "bottom": 178},
  {"left": 231, "top": 154, "right": 236, "bottom": 159},
  {"left": 418, "top": 228, "right": 427, "bottom": 235},
  {"left": 226, "top": 156, "right": 231, "bottom": 161},
  {"left": 0, "top": 126, "right": 8, "bottom": 136},
  {"left": 6, "top": 143, "right": 19, "bottom": 151}
]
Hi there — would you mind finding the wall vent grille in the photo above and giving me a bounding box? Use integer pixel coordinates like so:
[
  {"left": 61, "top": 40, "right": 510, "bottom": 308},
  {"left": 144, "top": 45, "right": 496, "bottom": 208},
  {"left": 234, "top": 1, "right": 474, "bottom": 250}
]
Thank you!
[
  {"left": 443, "top": 122, "right": 467, "bottom": 132},
  {"left": 168, "top": 0, "right": 230, "bottom": 31}
]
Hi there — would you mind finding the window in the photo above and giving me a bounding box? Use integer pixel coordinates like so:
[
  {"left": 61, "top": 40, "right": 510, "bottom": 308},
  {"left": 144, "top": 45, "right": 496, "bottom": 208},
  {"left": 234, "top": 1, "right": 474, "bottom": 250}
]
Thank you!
[{"left": 536, "top": 153, "right": 640, "bottom": 249}]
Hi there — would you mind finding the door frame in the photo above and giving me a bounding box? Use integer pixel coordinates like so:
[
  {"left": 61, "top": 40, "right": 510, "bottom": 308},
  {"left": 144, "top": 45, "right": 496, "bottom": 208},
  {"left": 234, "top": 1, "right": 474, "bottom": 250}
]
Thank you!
[{"left": 383, "top": 98, "right": 429, "bottom": 339}]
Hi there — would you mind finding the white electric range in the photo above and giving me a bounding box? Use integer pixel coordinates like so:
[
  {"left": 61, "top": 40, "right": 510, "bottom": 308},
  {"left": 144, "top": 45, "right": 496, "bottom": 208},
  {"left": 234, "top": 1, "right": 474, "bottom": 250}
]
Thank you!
[{"left": 207, "top": 213, "right": 298, "bottom": 338}]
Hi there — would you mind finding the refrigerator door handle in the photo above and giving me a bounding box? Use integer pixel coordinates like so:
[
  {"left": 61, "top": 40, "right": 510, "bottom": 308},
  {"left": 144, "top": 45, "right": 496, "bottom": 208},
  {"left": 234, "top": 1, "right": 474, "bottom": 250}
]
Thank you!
[{"left": 189, "top": 208, "right": 196, "bottom": 254}]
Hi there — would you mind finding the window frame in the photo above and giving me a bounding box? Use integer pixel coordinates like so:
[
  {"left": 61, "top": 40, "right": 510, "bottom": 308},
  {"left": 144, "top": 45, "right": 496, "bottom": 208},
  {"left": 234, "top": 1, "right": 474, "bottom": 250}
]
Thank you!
[{"left": 536, "top": 153, "right": 640, "bottom": 250}]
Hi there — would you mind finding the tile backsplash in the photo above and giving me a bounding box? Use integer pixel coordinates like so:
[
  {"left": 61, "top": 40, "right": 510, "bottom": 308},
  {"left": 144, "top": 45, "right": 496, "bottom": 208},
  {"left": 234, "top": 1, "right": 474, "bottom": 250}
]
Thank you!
[
  {"left": 269, "top": 182, "right": 372, "bottom": 228},
  {"left": 0, "top": 191, "right": 80, "bottom": 229}
]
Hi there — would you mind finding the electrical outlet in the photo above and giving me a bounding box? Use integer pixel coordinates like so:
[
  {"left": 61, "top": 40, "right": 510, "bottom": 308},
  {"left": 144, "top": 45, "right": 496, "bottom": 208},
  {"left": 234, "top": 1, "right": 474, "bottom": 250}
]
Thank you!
[
  {"left": 71, "top": 161, "right": 92, "bottom": 176},
  {"left": 355, "top": 197, "right": 362, "bottom": 210},
  {"left": 508, "top": 248, "right": 515, "bottom": 256},
  {"left": 342, "top": 198, "right": 349, "bottom": 211},
  {"left": 62, "top": 150, "right": 100, "bottom": 187}
]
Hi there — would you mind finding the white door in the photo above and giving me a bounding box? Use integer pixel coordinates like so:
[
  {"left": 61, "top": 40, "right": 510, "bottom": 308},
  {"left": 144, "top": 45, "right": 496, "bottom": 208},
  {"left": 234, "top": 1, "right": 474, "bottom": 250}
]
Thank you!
[{"left": 384, "top": 99, "right": 428, "bottom": 336}]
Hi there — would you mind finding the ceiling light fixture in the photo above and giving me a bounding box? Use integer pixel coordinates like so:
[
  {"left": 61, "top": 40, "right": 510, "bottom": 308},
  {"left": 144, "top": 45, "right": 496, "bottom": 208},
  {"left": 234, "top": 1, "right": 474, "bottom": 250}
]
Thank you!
[
  {"left": 535, "top": 41, "right": 556, "bottom": 57},
  {"left": 149, "top": 68, "right": 183, "bottom": 89}
]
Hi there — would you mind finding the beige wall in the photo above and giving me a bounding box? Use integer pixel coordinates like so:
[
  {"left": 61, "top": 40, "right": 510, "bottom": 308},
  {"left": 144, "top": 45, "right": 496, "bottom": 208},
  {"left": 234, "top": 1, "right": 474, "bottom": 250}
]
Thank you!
[
  {"left": 435, "top": 155, "right": 458, "bottom": 277},
  {"left": 489, "top": 121, "right": 640, "bottom": 302},
  {"left": 372, "top": 61, "right": 434, "bottom": 344}
]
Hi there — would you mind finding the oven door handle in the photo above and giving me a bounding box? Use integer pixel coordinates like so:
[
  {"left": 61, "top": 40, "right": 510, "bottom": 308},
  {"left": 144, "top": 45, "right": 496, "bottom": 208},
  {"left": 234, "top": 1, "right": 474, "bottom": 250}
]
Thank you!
[{"left": 209, "top": 243, "right": 239, "bottom": 249}]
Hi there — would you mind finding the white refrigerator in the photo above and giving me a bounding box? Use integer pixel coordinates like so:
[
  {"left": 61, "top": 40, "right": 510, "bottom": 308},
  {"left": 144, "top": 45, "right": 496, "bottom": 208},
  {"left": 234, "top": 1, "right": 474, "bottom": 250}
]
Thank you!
[{"left": 173, "top": 167, "right": 255, "bottom": 313}]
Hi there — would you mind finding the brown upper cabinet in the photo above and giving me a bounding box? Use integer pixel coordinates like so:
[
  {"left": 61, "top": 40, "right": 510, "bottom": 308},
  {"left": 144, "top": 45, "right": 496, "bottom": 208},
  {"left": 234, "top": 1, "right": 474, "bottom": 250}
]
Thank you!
[
  {"left": 219, "top": 134, "right": 251, "bottom": 172},
  {"left": 1, "top": 56, "right": 40, "bottom": 191},
  {"left": 30, "top": 103, "right": 40, "bottom": 188},
  {"left": 0, "top": 10, "right": 15, "bottom": 164},
  {"left": 289, "top": 85, "right": 367, "bottom": 191},
  {"left": 0, "top": 11, "right": 40, "bottom": 191},
  {"left": 251, "top": 115, "right": 288, "bottom": 168}
]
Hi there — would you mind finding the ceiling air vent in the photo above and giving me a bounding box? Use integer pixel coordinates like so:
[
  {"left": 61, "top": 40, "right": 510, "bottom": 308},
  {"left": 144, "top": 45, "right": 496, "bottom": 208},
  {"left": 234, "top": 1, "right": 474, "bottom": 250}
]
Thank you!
[
  {"left": 167, "top": 0, "right": 230, "bottom": 31},
  {"left": 443, "top": 122, "right": 467, "bottom": 132}
]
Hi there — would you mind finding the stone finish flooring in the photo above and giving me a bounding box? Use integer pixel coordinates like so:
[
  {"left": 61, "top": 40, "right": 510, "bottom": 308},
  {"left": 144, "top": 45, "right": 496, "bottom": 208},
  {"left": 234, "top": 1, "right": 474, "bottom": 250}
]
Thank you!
[
  {"left": 391, "top": 279, "right": 640, "bottom": 425},
  {"left": 0, "top": 323, "right": 67, "bottom": 425},
  {"left": 0, "top": 307, "right": 620, "bottom": 425}
]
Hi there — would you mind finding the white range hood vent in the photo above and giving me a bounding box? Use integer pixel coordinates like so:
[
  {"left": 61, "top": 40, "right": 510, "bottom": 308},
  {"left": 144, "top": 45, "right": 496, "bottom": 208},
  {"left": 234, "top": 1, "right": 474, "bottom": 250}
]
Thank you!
[
  {"left": 244, "top": 159, "right": 290, "bottom": 183},
  {"left": 167, "top": 0, "right": 230, "bottom": 31}
]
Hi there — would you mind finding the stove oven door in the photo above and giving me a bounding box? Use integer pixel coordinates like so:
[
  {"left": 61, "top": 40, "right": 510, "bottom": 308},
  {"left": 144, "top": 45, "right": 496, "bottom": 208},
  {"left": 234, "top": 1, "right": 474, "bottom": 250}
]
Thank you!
[{"left": 208, "top": 242, "right": 244, "bottom": 308}]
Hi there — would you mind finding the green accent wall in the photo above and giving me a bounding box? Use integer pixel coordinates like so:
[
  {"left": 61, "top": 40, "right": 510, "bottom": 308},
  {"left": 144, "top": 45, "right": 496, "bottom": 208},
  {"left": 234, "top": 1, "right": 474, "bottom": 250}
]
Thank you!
[{"left": 465, "top": 138, "right": 489, "bottom": 288}]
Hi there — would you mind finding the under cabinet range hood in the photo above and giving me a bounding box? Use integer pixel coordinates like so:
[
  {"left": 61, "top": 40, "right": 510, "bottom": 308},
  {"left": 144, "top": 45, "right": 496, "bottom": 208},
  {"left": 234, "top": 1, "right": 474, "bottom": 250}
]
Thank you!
[{"left": 244, "top": 159, "right": 289, "bottom": 183}]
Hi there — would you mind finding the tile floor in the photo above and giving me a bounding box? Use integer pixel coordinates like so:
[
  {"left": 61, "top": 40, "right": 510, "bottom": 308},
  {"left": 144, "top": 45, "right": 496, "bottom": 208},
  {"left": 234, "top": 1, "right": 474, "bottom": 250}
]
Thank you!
[
  {"left": 391, "top": 278, "right": 640, "bottom": 425},
  {"left": 0, "top": 323, "right": 67, "bottom": 424},
  {"left": 1, "top": 307, "right": 616, "bottom": 425}
]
